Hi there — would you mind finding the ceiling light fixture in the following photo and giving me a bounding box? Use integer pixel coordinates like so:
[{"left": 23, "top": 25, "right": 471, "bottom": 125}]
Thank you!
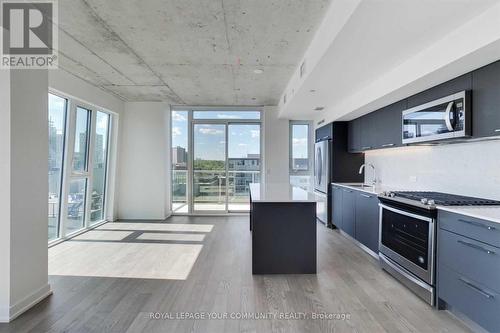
[{"left": 253, "top": 69, "right": 264, "bottom": 74}]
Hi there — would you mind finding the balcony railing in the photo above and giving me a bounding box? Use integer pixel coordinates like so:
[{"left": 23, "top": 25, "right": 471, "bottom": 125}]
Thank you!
[{"left": 172, "top": 169, "right": 260, "bottom": 204}]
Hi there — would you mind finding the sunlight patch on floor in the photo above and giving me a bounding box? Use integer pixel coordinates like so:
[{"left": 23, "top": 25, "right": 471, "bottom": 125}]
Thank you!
[
  {"left": 137, "top": 233, "right": 206, "bottom": 242},
  {"left": 98, "top": 222, "right": 214, "bottom": 233},
  {"left": 48, "top": 222, "right": 213, "bottom": 280}
]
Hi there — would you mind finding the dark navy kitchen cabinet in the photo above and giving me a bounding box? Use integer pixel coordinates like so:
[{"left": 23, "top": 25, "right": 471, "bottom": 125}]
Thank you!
[
  {"left": 331, "top": 185, "right": 380, "bottom": 254},
  {"left": 341, "top": 188, "right": 356, "bottom": 238},
  {"left": 376, "top": 100, "right": 406, "bottom": 149},
  {"left": 348, "top": 118, "right": 363, "bottom": 152},
  {"left": 332, "top": 185, "right": 343, "bottom": 230},
  {"left": 355, "top": 192, "right": 380, "bottom": 253},
  {"left": 472, "top": 60, "right": 500, "bottom": 138},
  {"left": 437, "top": 210, "right": 500, "bottom": 333},
  {"left": 348, "top": 100, "right": 406, "bottom": 152},
  {"left": 315, "top": 122, "right": 332, "bottom": 141}
]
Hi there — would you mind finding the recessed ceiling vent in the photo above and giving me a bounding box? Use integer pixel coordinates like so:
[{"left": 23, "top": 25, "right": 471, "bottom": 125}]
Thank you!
[{"left": 314, "top": 106, "right": 325, "bottom": 111}]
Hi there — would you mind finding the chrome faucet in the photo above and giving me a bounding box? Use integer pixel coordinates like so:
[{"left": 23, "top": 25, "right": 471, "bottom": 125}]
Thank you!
[{"left": 359, "top": 163, "right": 377, "bottom": 185}]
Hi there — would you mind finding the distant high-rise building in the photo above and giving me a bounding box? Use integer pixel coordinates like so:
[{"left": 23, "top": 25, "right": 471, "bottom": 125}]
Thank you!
[
  {"left": 172, "top": 146, "right": 187, "bottom": 169},
  {"left": 94, "top": 134, "right": 104, "bottom": 165}
]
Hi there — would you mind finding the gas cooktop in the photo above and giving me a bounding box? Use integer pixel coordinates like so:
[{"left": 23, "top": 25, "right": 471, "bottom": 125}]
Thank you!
[{"left": 380, "top": 191, "right": 500, "bottom": 208}]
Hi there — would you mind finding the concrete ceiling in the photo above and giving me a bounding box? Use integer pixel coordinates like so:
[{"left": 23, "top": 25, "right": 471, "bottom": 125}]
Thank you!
[{"left": 56, "top": 0, "right": 331, "bottom": 104}]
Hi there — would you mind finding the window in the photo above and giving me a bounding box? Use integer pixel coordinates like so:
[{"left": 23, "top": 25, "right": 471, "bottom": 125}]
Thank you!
[
  {"left": 65, "top": 178, "right": 87, "bottom": 234},
  {"left": 171, "top": 110, "right": 188, "bottom": 213},
  {"left": 290, "top": 122, "right": 312, "bottom": 189},
  {"left": 48, "top": 94, "right": 67, "bottom": 241},
  {"left": 171, "top": 108, "right": 262, "bottom": 214},
  {"left": 90, "top": 111, "right": 110, "bottom": 223},
  {"left": 193, "top": 110, "right": 261, "bottom": 120},
  {"left": 47, "top": 92, "right": 114, "bottom": 243},
  {"left": 290, "top": 123, "right": 309, "bottom": 171},
  {"left": 72, "top": 107, "right": 91, "bottom": 172}
]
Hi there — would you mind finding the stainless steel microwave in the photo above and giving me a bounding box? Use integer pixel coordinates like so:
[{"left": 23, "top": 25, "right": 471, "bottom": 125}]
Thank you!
[{"left": 402, "top": 91, "right": 471, "bottom": 144}]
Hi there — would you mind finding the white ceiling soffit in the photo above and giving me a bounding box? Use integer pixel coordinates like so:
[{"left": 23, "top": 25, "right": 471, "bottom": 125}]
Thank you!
[
  {"left": 278, "top": 0, "right": 500, "bottom": 122},
  {"left": 56, "top": 0, "right": 331, "bottom": 104}
]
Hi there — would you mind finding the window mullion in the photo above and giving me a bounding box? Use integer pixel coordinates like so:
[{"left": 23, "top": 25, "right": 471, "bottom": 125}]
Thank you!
[{"left": 59, "top": 100, "right": 77, "bottom": 238}]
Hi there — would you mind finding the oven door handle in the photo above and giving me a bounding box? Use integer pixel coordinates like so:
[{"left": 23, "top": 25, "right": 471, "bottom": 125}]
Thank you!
[{"left": 379, "top": 203, "right": 434, "bottom": 223}]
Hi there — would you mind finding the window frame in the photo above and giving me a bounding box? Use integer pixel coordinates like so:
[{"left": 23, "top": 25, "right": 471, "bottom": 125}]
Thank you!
[
  {"left": 170, "top": 107, "right": 263, "bottom": 215},
  {"left": 48, "top": 93, "right": 68, "bottom": 241},
  {"left": 289, "top": 121, "right": 313, "bottom": 175},
  {"left": 48, "top": 89, "right": 116, "bottom": 246}
]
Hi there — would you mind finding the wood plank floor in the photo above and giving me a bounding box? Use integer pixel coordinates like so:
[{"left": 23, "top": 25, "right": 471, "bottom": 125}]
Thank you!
[{"left": 0, "top": 216, "right": 471, "bottom": 333}]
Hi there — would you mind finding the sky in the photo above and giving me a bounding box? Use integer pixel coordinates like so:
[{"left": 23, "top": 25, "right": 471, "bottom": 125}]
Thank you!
[
  {"left": 49, "top": 93, "right": 110, "bottom": 153},
  {"left": 172, "top": 111, "right": 262, "bottom": 160}
]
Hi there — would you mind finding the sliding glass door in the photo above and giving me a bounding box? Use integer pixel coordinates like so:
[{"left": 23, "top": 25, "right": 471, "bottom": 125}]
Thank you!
[
  {"left": 193, "top": 124, "right": 226, "bottom": 212},
  {"left": 192, "top": 122, "right": 261, "bottom": 213},
  {"left": 171, "top": 109, "right": 262, "bottom": 214},
  {"left": 228, "top": 124, "right": 260, "bottom": 212}
]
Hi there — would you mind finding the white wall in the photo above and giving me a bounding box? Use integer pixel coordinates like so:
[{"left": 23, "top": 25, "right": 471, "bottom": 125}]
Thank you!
[
  {"left": 49, "top": 69, "right": 124, "bottom": 114},
  {"left": 0, "top": 69, "right": 11, "bottom": 321},
  {"left": 1, "top": 69, "right": 51, "bottom": 322},
  {"left": 365, "top": 140, "right": 500, "bottom": 200},
  {"left": 263, "top": 106, "right": 290, "bottom": 183},
  {"left": 118, "top": 102, "right": 171, "bottom": 220}
]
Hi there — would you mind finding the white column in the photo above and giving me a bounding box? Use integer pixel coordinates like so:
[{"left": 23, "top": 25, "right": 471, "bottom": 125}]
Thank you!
[
  {"left": 117, "top": 102, "right": 171, "bottom": 220},
  {"left": 263, "top": 106, "right": 290, "bottom": 184},
  {"left": 0, "top": 69, "right": 51, "bottom": 322}
]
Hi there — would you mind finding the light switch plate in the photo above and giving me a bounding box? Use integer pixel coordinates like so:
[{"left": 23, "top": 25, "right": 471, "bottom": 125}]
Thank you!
[{"left": 409, "top": 176, "right": 417, "bottom": 183}]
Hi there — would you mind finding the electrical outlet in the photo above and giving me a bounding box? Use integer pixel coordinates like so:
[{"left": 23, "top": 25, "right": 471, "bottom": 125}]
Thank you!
[{"left": 409, "top": 176, "right": 418, "bottom": 183}]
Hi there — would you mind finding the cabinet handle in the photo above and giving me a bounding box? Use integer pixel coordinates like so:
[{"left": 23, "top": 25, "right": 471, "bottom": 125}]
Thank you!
[
  {"left": 360, "top": 194, "right": 372, "bottom": 198},
  {"left": 457, "top": 240, "right": 496, "bottom": 255},
  {"left": 381, "top": 143, "right": 395, "bottom": 147},
  {"left": 459, "top": 277, "right": 495, "bottom": 299},
  {"left": 362, "top": 146, "right": 372, "bottom": 150},
  {"left": 495, "top": 129, "right": 500, "bottom": 133},
  {"left": 458, "top": 218, "right": 496, "bottom": 231},
  {"left": 343, "top": 189, "right": 353, "bottom": 193}
]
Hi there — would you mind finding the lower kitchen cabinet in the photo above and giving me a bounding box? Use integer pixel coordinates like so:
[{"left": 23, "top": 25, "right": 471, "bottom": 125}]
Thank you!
[
  {"left": 341, "top": 188, "right": 356, "bottom": 238},
  {"left": 331, "top": 185, "right": 380, "bottom": 254},
  {"left": 332, "top": 185, "right": 343, "bottom": 229},
  {"left": 355, "top": 192, "right": 380, "bottom": 253},
  {"left": 437, "top": 211, "right": 500, "bottom": 333}
]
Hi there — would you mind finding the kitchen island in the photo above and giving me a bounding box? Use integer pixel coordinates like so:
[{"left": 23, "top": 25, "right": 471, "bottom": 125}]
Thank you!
[{"left": 249, "top": 183, "right": 318, "bottom": 274}]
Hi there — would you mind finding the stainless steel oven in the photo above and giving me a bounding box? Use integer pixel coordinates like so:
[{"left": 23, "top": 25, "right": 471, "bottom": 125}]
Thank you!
[
  {"left": 379, "top": 202, "right": 436, "bottom": 305},
  {"left": 402, "top": 90, "right": 471, "bottom": 144}
]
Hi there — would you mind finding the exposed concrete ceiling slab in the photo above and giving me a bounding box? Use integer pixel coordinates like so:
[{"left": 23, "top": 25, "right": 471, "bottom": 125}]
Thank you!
[{"left": 56, "top": 0, "right": 331, "bottom": 104}]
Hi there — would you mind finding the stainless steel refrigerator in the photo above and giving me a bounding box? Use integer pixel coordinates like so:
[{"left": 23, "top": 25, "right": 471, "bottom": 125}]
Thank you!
[{"left": 314, "top": 139, "right": 330, "bottom": 223}]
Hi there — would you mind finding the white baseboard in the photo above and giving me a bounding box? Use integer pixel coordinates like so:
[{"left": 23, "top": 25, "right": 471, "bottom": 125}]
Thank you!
[{"left": 0, "top": 283, "right": 52, "bottom": 323}]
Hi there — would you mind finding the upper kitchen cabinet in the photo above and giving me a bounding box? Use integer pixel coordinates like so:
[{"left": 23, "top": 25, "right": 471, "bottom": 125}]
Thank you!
[
  {"left": 472, "top": 60, "right": 500, "bottom": 138},
  {"left": 373, "top": 100, "right": 406, "bottom": 149},
  {"left": 348, "top": 100, "right": 406, "bottom": 152},
  {"left": 407, "top": 73, "right": 472, "bottom": 108},
  {"left": 348, "top": 118, "right": 363, "bottom": 152},
  {"left": 315, "top": 122, "right": 332, "bottom": 141}
]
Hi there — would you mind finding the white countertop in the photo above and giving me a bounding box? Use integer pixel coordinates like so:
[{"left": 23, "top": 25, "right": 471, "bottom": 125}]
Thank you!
[
  {"left": 437, "top": 206, "right": 500, "bottom": 224},
  {"left": 332, "top": 182, "right": 500, "bottom": 224},
  {"left": 331, "top": 182, "right": 397, "bottom": 195},
  {"left": 249, "top": 183, "right": 321, "bottom": 203}
]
